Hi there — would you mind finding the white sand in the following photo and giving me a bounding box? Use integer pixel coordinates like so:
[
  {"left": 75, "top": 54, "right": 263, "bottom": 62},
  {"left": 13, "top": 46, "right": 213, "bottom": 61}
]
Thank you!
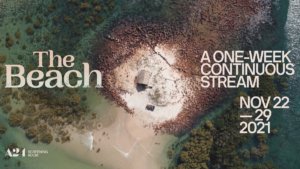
[
  {"left": 51, "top": 88, "right": 176, "bottom": 169},
  {"left": 80, "top": 132, "right": 94, "bottom": 151},
  {"left": 114, "top": 44, "right": 190, "bottom": 124},
  {"left": 55, "top": 105, "right": 176, "bottom": 169}
]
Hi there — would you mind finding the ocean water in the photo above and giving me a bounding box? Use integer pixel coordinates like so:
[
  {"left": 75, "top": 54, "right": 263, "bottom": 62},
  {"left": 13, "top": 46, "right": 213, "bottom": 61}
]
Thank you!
[{"left": 268, "top": 0, "right": 300, "bottom": 168}]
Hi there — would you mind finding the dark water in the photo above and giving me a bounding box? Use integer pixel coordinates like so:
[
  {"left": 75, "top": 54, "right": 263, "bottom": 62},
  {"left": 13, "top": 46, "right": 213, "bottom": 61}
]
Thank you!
[{"left": 268, "top": 0, "right": 300, "bottom": 169}]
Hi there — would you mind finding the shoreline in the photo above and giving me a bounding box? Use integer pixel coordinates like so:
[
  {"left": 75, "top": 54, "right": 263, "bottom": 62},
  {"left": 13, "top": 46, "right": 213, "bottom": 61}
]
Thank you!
[
  {"left": 50, "top": 87, "right": 176, "bottom": 169},
  {"left": 53, "top": 105, "right": 176, "bottom": 169},
  {"left": 93, "top": 19, "right": 225, "bottom": 134}
]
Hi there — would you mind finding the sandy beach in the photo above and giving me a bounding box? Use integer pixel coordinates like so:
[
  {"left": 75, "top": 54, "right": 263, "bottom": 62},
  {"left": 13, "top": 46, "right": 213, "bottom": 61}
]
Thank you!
[
  {"left": 113, "top": 44, "right": 191, "bottom": 124},
  {"left": 54, "top": 89, "right": 176, "bottom": 169}
]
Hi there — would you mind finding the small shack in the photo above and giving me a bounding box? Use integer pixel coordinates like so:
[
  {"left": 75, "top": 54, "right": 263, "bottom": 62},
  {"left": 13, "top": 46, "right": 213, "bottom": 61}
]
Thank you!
[{"left": 136, "top": 70, "right": 152, "bottom": 88}]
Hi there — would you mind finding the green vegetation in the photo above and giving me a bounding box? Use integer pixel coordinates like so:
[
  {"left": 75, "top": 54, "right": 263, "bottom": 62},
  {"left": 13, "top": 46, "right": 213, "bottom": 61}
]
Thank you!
[
  {"left": 0, "top": 85, "right": 90, "bottom": 144},
  {"left": 33, "top": 0, "right": 116, "bottom": 52},
  {"left": 0, "top": 0, "right": 117, "bottom": 144},
  {"left": 176, "top": 121, "right": 214, "bottom": 169},
  {"left": 5, "top": 35, "right": 14, "bottom": 48},
  {"left": 33, "top": 17, "right": 42, "bottom": 29},
  {"left": 171, "top": 93, "right": 276, "bottom": 169},
  {"left": 253, "top": 75, "right": 279, "bottom": 97},
  {"left": 252, "top": 162, "right": 276, "bottom": 169},
  {"left": 25, "top": 27, "right": 34, "bottom": 35},
  {"left": 0, "top": 123, "right": 7, "bottom": 136},
  {"left": 0, "top": 54, "right": 6, "bottom": 63},
  {"left": 40, "top": 132, "right": 53, "bottom": 144},
  {"left": 21, "top": 117, "right": 35, "bottom": 129},
  {"left": 15, "top": 30, "right": 21, "bottom": 39},
  {"left": 25, "top": 127, "right": 38, "bottom": 139},
  {"left": 8, "top": 113, "right": 23, "bottom": 127}
]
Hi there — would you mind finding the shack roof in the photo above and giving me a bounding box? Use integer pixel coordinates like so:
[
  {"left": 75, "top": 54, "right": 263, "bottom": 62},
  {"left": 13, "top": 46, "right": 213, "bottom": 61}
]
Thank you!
[{"left": 136, "top": 70, "right": 152, "bottom": 86}]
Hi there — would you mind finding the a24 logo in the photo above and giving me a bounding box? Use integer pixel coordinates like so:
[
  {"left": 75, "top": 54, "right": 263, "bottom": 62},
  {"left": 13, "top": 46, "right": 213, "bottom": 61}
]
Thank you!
[{"left": 6, "top": 148, "right": 26, "bottom": 157}]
